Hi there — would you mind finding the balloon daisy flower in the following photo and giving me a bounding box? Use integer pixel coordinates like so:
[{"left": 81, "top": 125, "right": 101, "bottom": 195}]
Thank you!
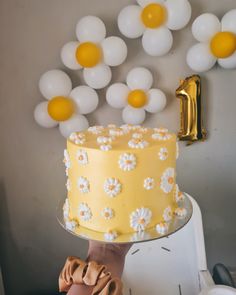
[
  {"left": 118, "top": 0, "right": 191, "bottom": 56},
  {"left": 34, "top": 69, "right": 99, "bottom": 138},
  {"left": 106, "top": 67, "right": 166, "bottom": 124},
  {"left": 187, "top": 10, "right": 236, "bottom": 72},
  {"left": 61, "top": 15, "right": 127, "bottom": 89}
]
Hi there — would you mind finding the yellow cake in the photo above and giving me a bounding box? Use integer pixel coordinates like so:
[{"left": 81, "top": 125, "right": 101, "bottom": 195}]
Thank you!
[{"left": 63, "top": 124, "right": 183, "bottom": 240}]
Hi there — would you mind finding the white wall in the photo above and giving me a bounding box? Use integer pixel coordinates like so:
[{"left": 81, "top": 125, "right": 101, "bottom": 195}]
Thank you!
[{"left": 0, "top": 0, "right": 236, "bottom": 294}]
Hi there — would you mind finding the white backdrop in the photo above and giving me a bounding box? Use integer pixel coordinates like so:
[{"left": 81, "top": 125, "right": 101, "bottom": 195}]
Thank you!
[{"left": 0, "top": 0, "right": 236, "bottom": 294}]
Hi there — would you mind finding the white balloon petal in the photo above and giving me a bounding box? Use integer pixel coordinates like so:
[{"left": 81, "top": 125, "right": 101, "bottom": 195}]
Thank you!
[
  {"left": 101, "top": 37, "right": 128, "bottom": 67},
  {"left": 39, "top": 70, "right": 72, "bottom": 100},
  {"left": 126, "top": 67, "right": 153, "bottom": 91},
  {"left": 106, "top": 83, "right": 129, "bottom": 109},
  {"left": 142, "top": 27, "right": 173, "bottom": 56},
  {"left": 61, "top": 41, "right": 82, "bottom": 70},
  {"left": 218, "top": 52, "right": 236, "bottom": 69},
  {"left": 187, "top": 43, "right": 216, "bottom": 72},
  {"left": 76, "top": 16, "right": 106, "bottom": 43},
  {"left": 59, "top": 114, "right": 89, "bottom": 138},
  {"left": 83, "top": 64, "right": 112, "bottom": 89},
  {"left": 165, "top": 0, "right": 191, "bottom": 30},
  {"left": 70, "top": 86, "right": 99, "bottom": 114},
  {"left": 122, "top": 106, "right": 146, "bottom": 125},
  {"left": 137, "top": 0, "right": 164, "bottom": 7},
  {"left": 145, "top": 89, "right": 167, "bottom": 113},
  {"left": 34, "top": 102, "right": 58, "bottom": 128},
  {"left": 118, "top": 5, "right": 145, "bottom": 39},
  {"left": 222, "top": 9, "right": 236, "bottom": 34},
  {"left": 192, "top": 13, "right": 221, "bottom": 42}
]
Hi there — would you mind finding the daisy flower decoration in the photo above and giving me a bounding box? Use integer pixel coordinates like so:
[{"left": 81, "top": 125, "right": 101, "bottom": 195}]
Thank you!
[
  {"left": 130, "top": 207, "right": 152, "bottom": 232},
  {"left": 106, "top": 67, "right": 167, "bottom": 125},
  {"left": 118, "top": 0, "right": 191, "bottom": 56},
  {"left": 187, "top": 10, "right": 236, "bottom": 72},
  {"left": 61, "top": 16, "right": 128, "bottom": 89},
  {"left": 34, "top": 69, "right": 99, "bottom": 138}
]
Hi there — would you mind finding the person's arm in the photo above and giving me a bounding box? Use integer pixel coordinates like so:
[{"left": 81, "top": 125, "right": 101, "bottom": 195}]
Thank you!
[{"left": 67, "top": 241, "right": 132, "bottom": 295}]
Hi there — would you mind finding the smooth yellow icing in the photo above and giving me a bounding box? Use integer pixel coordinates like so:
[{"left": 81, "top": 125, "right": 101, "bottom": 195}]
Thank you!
[{"left": 65, "top": 125, "right": 178, "bottom": 234}]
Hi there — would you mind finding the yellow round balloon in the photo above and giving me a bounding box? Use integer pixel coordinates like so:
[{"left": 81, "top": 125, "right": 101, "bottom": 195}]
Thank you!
[
  {"left": 76, "top": 42, "right": 102, "bottom": 68},
  {"left": 210, "top": 31, "right": 236, "bottom": 58},
  {"left": 128, "top": 89, "right": 147, "bottom": 108},
  {"left": 141, "top": 3, "right": 166, "bottom": 29},
  {"left": 48, "top": 96, "right": 74, "bottom": 121}
]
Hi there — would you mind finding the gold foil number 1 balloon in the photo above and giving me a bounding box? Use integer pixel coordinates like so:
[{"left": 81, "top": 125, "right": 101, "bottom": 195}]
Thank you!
[{"left": 176, "top": 75, "right": 207, "bottom": 145}]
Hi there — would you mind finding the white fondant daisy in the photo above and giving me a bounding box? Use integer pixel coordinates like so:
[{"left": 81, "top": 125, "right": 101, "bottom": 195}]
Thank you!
[
  {"left": 174, "top": 207, "right": 187, "bottom": 218},
  {"left": 88, "top": 125, "right": 104, "bottom": 134},
  {"left": 70, "top": 132, "right": 86, "bottom": 145},
  {"left": 78, "top": 203, "right": 92, "bottom": 221},
  {"left": 77, "top": 177, "right": 90, "bottom": 193},
  {"left": 163, "top": 206, "right": 172, "bottom": 222},
  {"left": 175, "top": 184, "right": 185, "bottom": 202},
  {"left": 65, "top": 220, "right": 78, "bottom": 231},
  {"left": 158, "top": 147, "right": 168, "bottom": 161},
  {"left": 101, "top": 207, "right": 114, "bottom": 220},
  {"left": 139, "top": 127, "right": 148, "bottom": 133},
  {"left": 132, "top": 132, "right": 143, "bottom": 139},
  {"left": 77, "top": 149, "right": 88, "bottom": 165},
  {"left": 128, "top": 138, "right": 149, "bottom": 149},
  {"left": 104, "top": 230, "right": 118, "bottom": 241},
  {"left": 63, "top": 150, "right": 71, "bottom": 176},
  {"left": 160, "top": 167, "right": 175, "bottom": 193},
  {"left": 97, "top": 136, "right": 113, "bottom": 144},
  {"left": 156, "top": 222, "right": 169, "bottom": 235},
  {"left": 109, "top": 128, "right": 125, "bottom": 137},
  {"left": 154, "top": 127, "right": 168, "bottom": 133},
  {"left": 104, "top": 178, "right": 122, "bottom": 197},
  {"left": 107, "top": 124, "right": 117, "bottom": 129},
  {"left": 119, "top": 153, "right": 137, "bottom": 171},
  {"left": 144, "top": 177, "right": 155, "bottom": 190},
  {"left": 152, "top": 130, "right": 172, "bottom": 141},
  {"left": 100, "top": 144, "right": 112, "bottom": 151},
  {"left": 120, "top": 124, "right": 132, "bottom": 132},
  {"left": 130, "top": 207, "right": 152, "bottom": 232},
  {"left": 63, "top": 198, "right": 70, "bottom": 219},
  {"left": 63, "top": 149, "right": 71, "bottom": 169},
  {"left": 66, "top": 179, "right": 71, "bottom": 192}
]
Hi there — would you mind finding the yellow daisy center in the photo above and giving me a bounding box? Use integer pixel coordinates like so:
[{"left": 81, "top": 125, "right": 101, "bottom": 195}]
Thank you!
[
  {"left": 104, "top": 212, "right": 110, "bottom": 218},
  {"left": 139, "top": 218, "right": 146, "bottom": 225},
  {"left": 109, "top": 184, "right": 115, "bottom": 190},
  {"left": 210, "top": 31, "right": 236, "bottom": 58},
  {"left": 76, "top": 42, "right": 102, "bottom": 67},
  {"left": 168, "top": 177, "right": 174, "bottom": 184},
  {"left": 78, "top": 155, "right": 84, "bottom": 161},
  {"left": 128, "top": 89, "right": 147, "bottom": 108},
  {"left": 48, "top": 96, "right": 74, "bottom": 121},
  {"left": 141, "top": 3, "right": 166, "bottom": 29}
]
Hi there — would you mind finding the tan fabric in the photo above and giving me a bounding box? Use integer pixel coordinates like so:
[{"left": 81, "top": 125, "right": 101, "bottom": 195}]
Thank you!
[{"left": 59, "top": 256, "right": 123, "bottom": 295}]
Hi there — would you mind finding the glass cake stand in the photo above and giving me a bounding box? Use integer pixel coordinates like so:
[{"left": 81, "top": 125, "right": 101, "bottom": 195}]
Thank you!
[{"left": 56, "top": 193, "right": 193, "bottom": 244}]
